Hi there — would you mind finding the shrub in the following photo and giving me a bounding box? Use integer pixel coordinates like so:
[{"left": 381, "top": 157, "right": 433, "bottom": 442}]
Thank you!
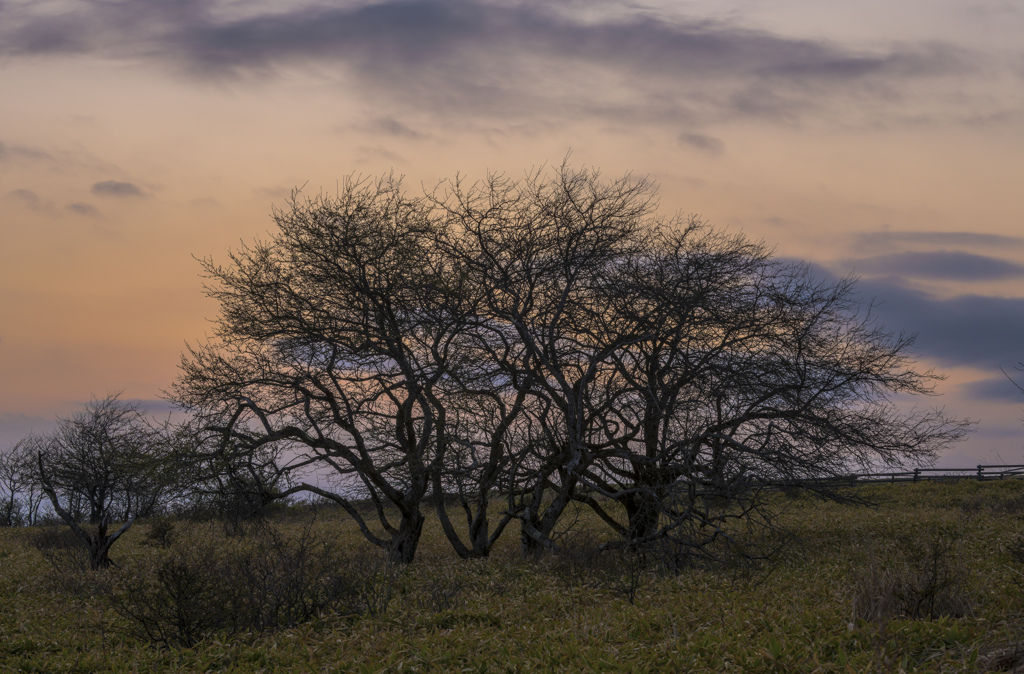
[
  {"left": 143, "top": 517, "right": 176, "bottom": 548},
  {"left": 851, "top": 525, "right": 974, "bottom": 622},
  {"left": 111, "top": 520, "right": 396, "bottom": 648},
  {"left": 550, "top": 532, "right": 648, "bottom": 604},
  {"left": 30, "top": 524, "right": 111, "bottom": 597},
  {"left": 32, "top": 525, "right": 91, "bottom": 574}
]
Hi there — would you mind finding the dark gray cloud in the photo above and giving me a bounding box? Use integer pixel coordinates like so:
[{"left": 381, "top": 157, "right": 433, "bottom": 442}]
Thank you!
[
  {"left": 962, "top": 374, "right": 1024, "bottom": 403},
  {"left": 853, "top": 277, "right": 1024, "bottom": 370},
  {"left": 847, "top": 250, "right": 1024, "bottom": 281},
  {"left": 91, "top": 180, "right": 145, "bottom": 197},
  {"left": 795, "top": 261, "right": 1024, "bottom": 371},
  {"left": 68, "top": 202, "right": 100, "bottom": 216},
  {"left": 679, "top": 132, "right": 724, "bottom": 154},
  {"left": 0, "top": 0, "right": 985, "bottom": 126}
]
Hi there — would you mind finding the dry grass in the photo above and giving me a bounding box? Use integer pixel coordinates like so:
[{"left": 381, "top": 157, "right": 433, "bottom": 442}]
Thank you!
[{"left": 1, "top": 480, "right": 1023, "bottom": 671}]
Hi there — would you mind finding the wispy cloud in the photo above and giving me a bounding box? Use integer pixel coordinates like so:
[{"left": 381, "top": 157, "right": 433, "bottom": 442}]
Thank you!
[
  {"left": 0, "top": 0, "right": 995, "bottom": 128},
  {"left": 846, "top": 250, "right": 1024, "bottom": 281},
  {"left": 5, "top": 188, "right": 55, "bottom": 213},
  {"left": 91, "top": 180, "right": 145, "bottom": 197},
  {"left": 855, "top": 230, "right": 1024, "bottom": 252},
  {"left": 679, "top": 132, "right": 724, "bottom": 154},
  {"left": 962, "top": 375, "right": 1024, "bottom": 403},
  {"left": 364, "top": 116, "right": 426, "bottom": 139},
  {"left": 67, "top": 202, "right": 100, "bottom": 216},
  {"left": 0, "top": 140, "right": 53, "bottom": 162}
]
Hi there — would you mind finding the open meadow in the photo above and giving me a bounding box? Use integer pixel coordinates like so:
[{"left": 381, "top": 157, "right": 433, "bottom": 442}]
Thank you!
[{"left": 2, "top": 480, "right": 1024, "bottom": 673}]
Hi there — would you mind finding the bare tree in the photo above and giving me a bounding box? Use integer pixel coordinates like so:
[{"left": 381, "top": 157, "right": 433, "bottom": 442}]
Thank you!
[
  {"left": 432, "top": 163, "right": 661, "bottom": 554},
  {"left": 36, "top": 394, "right": 173, "bottom": 568},
  {"left": 434, "top": 164, "right": 968, "bottom": 559},
  {"left": 175, "top": 161, "right": 970, "bottom": 564},
  {"left": 173, "top": 176, "right": 470, "bottom": 563},
  {"left": 1, "top": 437, "right": 46, "bottom": 526},
  {"left": 571, "top": 225, "right": 970, "bottom": 559}
]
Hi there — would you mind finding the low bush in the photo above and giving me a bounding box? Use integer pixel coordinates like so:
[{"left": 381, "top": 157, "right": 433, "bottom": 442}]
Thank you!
[
  {"left": 110, "top": 519, "right": 396, "bottom": 648},
  {"left": 851, "top": 524, "right": 974, "bottom": 622},
  {"left": 32, "top": 524, "right": 91, "bottom": 574},
  {"left": 142, "top": 517, "right": 176, "bottom": 548},
  {"left": 29, "top": 524, "right": 113, "bottom": 597}
]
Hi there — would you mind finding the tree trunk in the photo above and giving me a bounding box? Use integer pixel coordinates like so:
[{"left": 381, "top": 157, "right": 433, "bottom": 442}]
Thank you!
[
  {"left": 519, "top": 520, "right": 549, "bottom": 558},
  {"left": 387, "top": 510, "right": 425, "bottom": 564},
  {"left": 624, "top": 490, "right": 662, "bottom": 547},
  {"left": 469, "top": 507, "right": 490, "bottom": 558}
]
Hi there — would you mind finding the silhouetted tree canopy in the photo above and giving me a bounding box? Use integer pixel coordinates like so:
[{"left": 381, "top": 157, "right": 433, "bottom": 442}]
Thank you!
[{"left": 173, "top": 163, "right": 969, "bottom": 563}]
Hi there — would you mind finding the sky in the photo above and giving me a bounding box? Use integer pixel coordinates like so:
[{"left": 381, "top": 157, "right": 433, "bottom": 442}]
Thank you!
[{"left": 2, "top": 0, "right": 1023, "bottom": 464}]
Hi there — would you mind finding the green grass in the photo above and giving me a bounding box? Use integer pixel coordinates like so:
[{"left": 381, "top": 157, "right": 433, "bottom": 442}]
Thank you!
[{"left": 2, "top": 480, "right": 1024, "bottom": 672}]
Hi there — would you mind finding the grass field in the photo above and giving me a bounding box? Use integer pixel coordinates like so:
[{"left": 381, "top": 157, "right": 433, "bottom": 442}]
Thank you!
[{"left": 2, "top": 480, "right": 1024, "bottom": 672}]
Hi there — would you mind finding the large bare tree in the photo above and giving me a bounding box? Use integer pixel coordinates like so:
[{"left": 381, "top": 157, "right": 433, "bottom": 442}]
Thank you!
[
  {"left": 571, "top": 226, "right": 970, "bottom": 559},
  {"left": 432, "top": 163, "right": 661, "bottom": 554},
  {"left": 176, "top": 162, "right": 969, "bottom": 563},
  {"left": 173, "top": 176, "right": 470, "bottom": 563}
]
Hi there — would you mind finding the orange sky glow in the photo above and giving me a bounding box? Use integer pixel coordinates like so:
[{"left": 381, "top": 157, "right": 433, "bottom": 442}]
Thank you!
[{"left": 2, "top": 0, "right": 1023, "bottom": 463}]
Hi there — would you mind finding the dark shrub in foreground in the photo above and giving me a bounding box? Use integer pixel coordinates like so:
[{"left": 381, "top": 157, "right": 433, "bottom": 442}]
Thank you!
[{"left": 111, "top": 521, "right": 395, "bottom": 648}]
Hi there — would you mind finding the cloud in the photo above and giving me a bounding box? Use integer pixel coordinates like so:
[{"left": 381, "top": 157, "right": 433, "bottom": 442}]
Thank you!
[
  {"left": 254, "top": 186, "right": 291, "bottom": 200},
  {"left": 0, "top": 140, "right": 52, "bottom": 162},
  {"left": 5, "top": 188, "right": 56, "bottom": 214},
  {"left": 962, "top": 375, "right": 1024, "bottom": 403},
  {"left": 365, "top": 116, "right": 425, "bottom": 139},
  {"left": 796, "top": 261, "right": 1024, "bottom": 371},
  {"left": 354, "top": 145, "right": 405, "bottom": 163},
  {"left": 679, "top": 132, "right": 724, "bottom": 154},
  {"left": 67, "top": 202, "right": 100, "bottom": 216},
  {"left": 855, "top": 230, "right": 1024, "bottom": 252},
  {"left": 853, "top": 277, "right": 1024, "bottom": 370},
  {"left": 847, "top": 250, "right": 1024, "bottom": 281},
  {"left": 91, "top": 180, "right": 145, "bottom": 197},
  {"left": 0, "top": 412, "right": 56, "bottom": 449},
  {"left": 0, "top": 0, "right": 991, "bottom": 127},
  {"left": 6, "top": 188, "right": 44, "bottom": 209}
]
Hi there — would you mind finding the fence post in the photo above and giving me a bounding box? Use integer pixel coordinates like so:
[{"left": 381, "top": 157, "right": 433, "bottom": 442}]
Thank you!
[
  {"left": 913, "top": 468, "right": 920, "bottom": 482},
  {"left": 977, "top": 465, "right": 984, "bottom": 481}
]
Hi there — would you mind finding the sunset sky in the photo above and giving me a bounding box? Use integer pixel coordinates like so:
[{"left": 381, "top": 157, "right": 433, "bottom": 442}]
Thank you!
[{"left": 2, "top": 0, "right": 1023, "bottom": 464}]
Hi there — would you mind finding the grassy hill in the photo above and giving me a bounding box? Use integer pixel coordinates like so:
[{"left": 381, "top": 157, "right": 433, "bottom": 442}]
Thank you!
[{"left": 2, "top": 480, "right": 1024, "bottom": 672}]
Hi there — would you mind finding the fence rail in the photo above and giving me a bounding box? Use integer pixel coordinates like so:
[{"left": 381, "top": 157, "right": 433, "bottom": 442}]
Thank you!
[{"left": 810, "top": 464, "right": 1024, "bottom": 486}]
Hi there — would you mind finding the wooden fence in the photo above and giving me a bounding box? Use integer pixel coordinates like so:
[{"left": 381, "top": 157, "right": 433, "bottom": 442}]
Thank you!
[{"left": 834, "top": 464, "right": 1024, "bottom": 485}]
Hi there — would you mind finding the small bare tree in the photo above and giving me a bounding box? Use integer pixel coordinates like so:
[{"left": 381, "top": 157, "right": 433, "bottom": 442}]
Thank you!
[
  {"left": 1, "top": 437, "right": 46, "bottom": 526},
  {"left": 36, "top": 394, "right": 173, "bottom": 569}
]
